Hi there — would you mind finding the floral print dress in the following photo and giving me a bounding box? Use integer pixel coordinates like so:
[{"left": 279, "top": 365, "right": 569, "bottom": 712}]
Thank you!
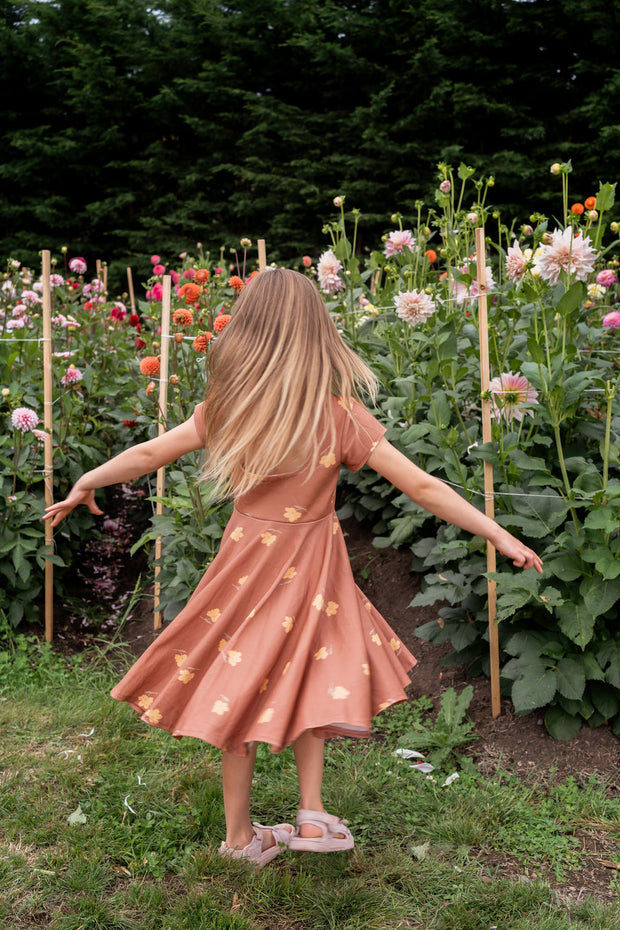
[{"left": 111, "top": 396, "right": 417, "bottom": 756}]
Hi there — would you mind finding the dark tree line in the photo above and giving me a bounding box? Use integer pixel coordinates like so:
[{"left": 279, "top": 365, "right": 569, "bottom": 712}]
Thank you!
[{"left": 1, "top": 0, "right": 620, "bottom": 288}]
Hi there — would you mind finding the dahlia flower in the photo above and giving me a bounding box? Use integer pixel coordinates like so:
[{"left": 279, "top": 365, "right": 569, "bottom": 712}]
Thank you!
[
  {"left": 20, "top": 289, "right": 41, "bottom": 306},
  {"left": 50, "top": 274, "right": 65, "bottom": 288},
  {"left": 194, "top": 269, "right": 210, "bottom": 285},
  {"left": 152, "top": 264, "right": 165, "bottom": 276},
  {"left": 489, "top": 371, "right": 539, "bottom": 422},
  {"left": 214, "top": 314, "right": 231, "bottom": 333},
  {"left": 61, "top": 367, "right": 83, "bottom": 386},
  {"left": 150, "top": 283, "right": 163, "bottom": 301},
  {"left": 394, "top": 289, "right": 436, "bottom": 325},
  {"left": 172, "top": 308, "right": 194, "bottom": 328},
  {"left": 68, "top": 257, "right": 87, "bottom": 274},
  {"left": 193, "top": 332, "right": 213, "bottom": 352},
  {"left": 533, "top": 228, "right": 597, "bottom": 285},
  {"left": 384, "top": 229, "right": 416, "bottom": 258},
  {"left": 228, "top": 276, "right": 244, "bottom": 292},
  {"left": 317, "top": 250, "right": 345, "bottom": 294},
  {"left": 179, "top": 282, "right": 201, "bottom": 304},
  {"left": 6, "top": 318, "right": 26, "bottom": 331},
  {"left": 602, "top": 311, "right": 620, "bottom": 330},
  {"left": 12, "top": 304, "right": 28, "bottom": 319},
  {"left": 11, "top": 406, "right": 39, "bottom": 432},
  {"left": 597, "top": 269, "right": 617, "bottom": 288},
  {"left": 505, "top": 241, "right": 532, "bottom": 282},
  {"left": 140, "top": 356, "right": 161, "bottom": 377},
  {"left": 452, "top": 265, "right": 495, "bottom": 305},
  {"left": 587, "top": 284, "right": 605, "bottom": 302},
  {"left": 32, "top": 429, "right": 48, "bottom": 444}
]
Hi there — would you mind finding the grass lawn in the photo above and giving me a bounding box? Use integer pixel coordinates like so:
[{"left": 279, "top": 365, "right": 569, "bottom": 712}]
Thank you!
[{"left": 1, "top": 638, "right": 619, "bottom": 929}]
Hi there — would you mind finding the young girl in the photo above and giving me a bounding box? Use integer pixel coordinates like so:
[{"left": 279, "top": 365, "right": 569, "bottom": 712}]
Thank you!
[{"left": 44, "top": 268, "right": 542, "bottom": 868}]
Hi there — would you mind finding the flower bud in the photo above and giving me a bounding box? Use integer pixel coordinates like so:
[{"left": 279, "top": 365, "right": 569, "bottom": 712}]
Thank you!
[
  {"left": 487, "top": 177, "right": 495, "bottom": 187},
  {"left": 588, "top": 210, "right": 599, "bottom": 222},
  {"left": 611, "top": 222, "right": 620, "bottom": 233},
  {"left": 169, "top": 374, "right": 179, "bottom": 386},
  {"left": 333, "top": 196, "right": 345, "bottom": 207},
  {"left": 1, "top": 388, "right": 10, "bottom": 396},
  {"left": 240, "top": 237, "right": 252, "bottom": 247},
  {"left": 550, "top": 163, "right": 562, "bottom": 175},
  {"left": 439, "top": 180, "right": 451, "bottom": 193},
  {"left": 522, "top": 225, "right": 534, "bottom": 236},
  {"left": 467, "top": 212, "right": 478, "bottom": 224},
  {"left": 541, "top": 233, "right": 553, "bottom": 245}
]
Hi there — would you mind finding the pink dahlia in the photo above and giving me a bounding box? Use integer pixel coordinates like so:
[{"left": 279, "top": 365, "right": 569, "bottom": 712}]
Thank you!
[
  {"left": 489, "top": 371, "right": 539, "bottom": 422},
  {"left": 505, "top": 241, "right": 531, "bottom": 282},
  {"left": 68, "top": 257, "right": 87, "bottom": 275},
  {"left": 61, "top": 367, "right": 83, "bottom": 386},
  {"left": 152, "top": 263, "right": 165, "bottom": 276},
  {"left": 384, "top": 229, "right": 416, "bottom": 258},
  {"left": 317, "top": 249, "right": 345, "bottom": 294},
  {"left": 49, "top": 273, "right": 65, "bottom": 288},
  {"left": 11, "top": 406, "right": 39, "bottom": 432},
  {"left": 394, "top": 289, "right": 436, "bottom": 325},
  {"left": 596, "top": 269, "right": 617, "bottom": 288},
  {"left": 31, "top": 429, "right": 48, "bottom": 444},
  {"left": 602, "top": 310, "right": 620, "bottom": 330},
  {"left": 452, "top": 264, "right": 495, "bottom": 305},
  {"left": 533, "top": 228, "right": 597, "bottom": 285}
]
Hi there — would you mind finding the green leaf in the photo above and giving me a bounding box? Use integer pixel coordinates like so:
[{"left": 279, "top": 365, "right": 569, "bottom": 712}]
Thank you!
[
  {"left": 597, "top": 639, "right": 620, "bottom": 689},
  {"left": 555, "top": 281, "right": 586, "bottom": 316},
  {"left": 589, "top": 682, "right": 620, "bottom": 721},
  {"left": 580, "top": 575, "right": 620, "bottom": 619},
  {"left": 555, "top": 657, "right": 586, "bottom": 701},
  {"left": 512, "top": 665, "right": 558, "bottom": 713},
  {"left": 544, "top": 706, "right": 582, "bottom": 740},
  {"left": 583, "top": 506, "right": 620, "bottom": 533},
  {"left": 544, "top": 553, "right": 585, "bottom": 582},
  {"left": 557, "top": 603, "right": 597, "bottom": 649},
  {"left": 595, "top": 181, "right": 616, "bottom": 212}
]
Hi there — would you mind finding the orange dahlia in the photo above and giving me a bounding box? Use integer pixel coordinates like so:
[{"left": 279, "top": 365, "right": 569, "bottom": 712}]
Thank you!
[
  {"left": 424, "top": 249, "right": 437, "bottom": 263},
  {"left": 194, "top": 269, "right": 210, "bottom": 285},
  {"left": 172, "top": 308, "right": 194, "bottom": 328},
  {"left": 214, "top": 314, "right": 231, "bottom": 333},
  {"left": 571, "top": 203, "right": 585, "bottom": 215},
  {"left": 193, "top": 332, "right": 214, "bottom": 353},
  {"left": 584, "top": 196, "right": 597, "bottom": 210},
  {"left": 228, "top": 275, "right": 244, "bottom": 292},
  {"left": 139, "top": 356, "right": 160, "bottom": 376},
  {"left": 179, "top": 282, "right": 201, "bottom": 304}
]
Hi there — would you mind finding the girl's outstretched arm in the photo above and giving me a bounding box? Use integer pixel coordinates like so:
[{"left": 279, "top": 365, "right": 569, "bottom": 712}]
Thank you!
[
  {"left": 43, "top": 415, "right": 204, "bottom": 527},
  {"left": 366, "top": 438, "right": 543, "bottom": 572}
]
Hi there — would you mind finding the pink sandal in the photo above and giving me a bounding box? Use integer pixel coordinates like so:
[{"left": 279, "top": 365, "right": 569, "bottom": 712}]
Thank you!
[
  {"left": 288, "top": 809, "right": 354, "bottom": 852},
  {"left": 218, "top": 822, "right": 294, "bottom": 868}
]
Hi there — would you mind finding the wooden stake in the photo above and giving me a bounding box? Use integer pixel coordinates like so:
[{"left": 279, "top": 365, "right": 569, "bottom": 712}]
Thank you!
[
  {"left": 153, "top": 276, "right": 172, "bottom": 630},
  {"left": 475, "top": 227, "right": 501, "bottom": 718},
  {"left": 258, "top": 239, "right": 267, "bottom": 272},
  {"left": 41, "top": 251, "right": 54, "bottom": 643},
  {"left": 127, "top": 267, "right": 136, "bottom": 313}
]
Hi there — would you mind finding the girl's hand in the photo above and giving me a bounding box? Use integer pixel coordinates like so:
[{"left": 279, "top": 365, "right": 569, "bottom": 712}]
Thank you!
[
  {"left": 493, "top": 529, "right": 543, "bottom": 573},
  {"left": 43, "top": 487, "right": 103, "bottom": 527}
]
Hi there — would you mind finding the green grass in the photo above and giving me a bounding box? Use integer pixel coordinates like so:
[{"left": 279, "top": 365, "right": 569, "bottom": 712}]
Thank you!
[{"left": 1, "top": 638, "right": 620, "bottom": 929}]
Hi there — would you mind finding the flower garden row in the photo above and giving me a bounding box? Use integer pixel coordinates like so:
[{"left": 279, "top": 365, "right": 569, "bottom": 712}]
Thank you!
[{"left": 1, "top": 161, "right": 619, "bottom": 739}]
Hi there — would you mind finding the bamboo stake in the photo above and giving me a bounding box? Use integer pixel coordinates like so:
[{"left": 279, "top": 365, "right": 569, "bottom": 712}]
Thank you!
[
  {"left": 127, "top": 267, "right": 136, "bottom": 313},
  {"left": 475, "top": 227, "right": 501, "bottom": 718},
  {"left": 41, "top": 251, "right": 54, "bottom": 643},
  {"left": 258, "top": 239, "right": 267, "bottom": 272},
  {"left": 153, "top": 275, "right": 172, "bottom": 630}
]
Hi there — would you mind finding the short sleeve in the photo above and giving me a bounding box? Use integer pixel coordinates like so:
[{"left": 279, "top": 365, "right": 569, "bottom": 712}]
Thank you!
[
  {"left": 338, "top": 398, "right": 387, "bottom": 472},
  {"left": 193, "top": 402, "right": 206, "bottom": 445}
]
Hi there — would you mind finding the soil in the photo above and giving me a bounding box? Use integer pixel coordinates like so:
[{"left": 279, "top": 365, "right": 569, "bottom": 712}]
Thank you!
[{"left": 44, "top": 501, "right": 620, "bottom": 902}]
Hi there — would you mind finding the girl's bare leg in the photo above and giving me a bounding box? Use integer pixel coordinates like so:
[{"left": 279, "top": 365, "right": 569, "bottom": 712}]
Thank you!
[
  {"left": 222, "top": 742, "right": 281, "bottom": 850},
  {"left": 293, "top": 729, "right": 344, "bottom": 839}
]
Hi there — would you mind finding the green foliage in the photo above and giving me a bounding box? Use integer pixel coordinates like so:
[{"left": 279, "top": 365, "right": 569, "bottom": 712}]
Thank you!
[{"left": 397, "top": 686, "right": 477, "bottom": 770}]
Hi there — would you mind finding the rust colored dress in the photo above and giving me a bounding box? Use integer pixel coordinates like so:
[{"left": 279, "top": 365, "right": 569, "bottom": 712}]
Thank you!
[{"left": 111, "top": 396, "right": 417, "bottom": 755}]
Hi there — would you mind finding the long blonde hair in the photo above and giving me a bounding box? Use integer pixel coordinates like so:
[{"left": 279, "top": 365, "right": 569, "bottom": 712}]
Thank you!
[{"left": 200, "top": 268, "right": 378, "bottom": 498}]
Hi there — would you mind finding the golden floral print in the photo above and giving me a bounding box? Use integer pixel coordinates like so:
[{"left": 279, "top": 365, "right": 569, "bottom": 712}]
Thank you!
[
  {"left": 205, "top": 608, "right": 221, "bottom": 623},
  {"left": 230, "top": 526, "right": 244, "bottom": 541},
  {"left": 331, "top": 686, "right": 350, "bottom": 700},
  {"left": 144, "top": 707, "right": 163, "bottom": 724},
  {"left": 362, "top": 663, "right": 370, "bottom": 676},
  {"left": 174, "top": 653, "right": 187, "bottom": 667},
  {"left": 312, "top": 593, "right": 324, "bottom": 610},
  {"left": 237, "top": 575, "right": 248, "bottom": 586},
  {"left": 282, "top": 661, "right": 291, "bottom": 676},
  {"left": 259, "top": 678, "right": 269, "bottom": 694},
  {"left": 283, "top": 507, "right": 302, "bottom": 522},
  {"left": 314, "top": 646, "right": 329, "bottom": 660},
  {"left": 319, "top": 452, "right": 336, "bottom": 468},
  {"left": 212, "top": 699, "right": 230, "bottom": 716},
  {"left": 332, "top": 520, "right": 339, "bottom": 535},
  {"left": 261, "top": 531, "right": 277, "bottom": 547},
  {"left": 282, "top": 616, "right": 294, "bottom": 633},
  {"left": 282, "top": 566, "right": 297, "bottom": 580},
  {"left": 364, "top": 601, "right": 372, "bottom": 612},
  {"left": 137, "top": 693, "right": 154, "bottom": 710},
  {"left": 178, "top": 669, "right": 195, "bottom": 684},
  {"left": 370, "top": 631, "right": 382, "bottom": 646},
  {"left": 218, "top": 638, "right": 227, "bottom": 652},
  {"left": 325, "top": 601, "right": 339, "bottom": 616},
  {"left": 258, "top": 707, "right": 274, "bottom": 723},
  {"left": 227, "top": 650, "right": 242, "bottom": 667},
  {"left": 389, "top": 638, "right": 401, "bottom": 652}
]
